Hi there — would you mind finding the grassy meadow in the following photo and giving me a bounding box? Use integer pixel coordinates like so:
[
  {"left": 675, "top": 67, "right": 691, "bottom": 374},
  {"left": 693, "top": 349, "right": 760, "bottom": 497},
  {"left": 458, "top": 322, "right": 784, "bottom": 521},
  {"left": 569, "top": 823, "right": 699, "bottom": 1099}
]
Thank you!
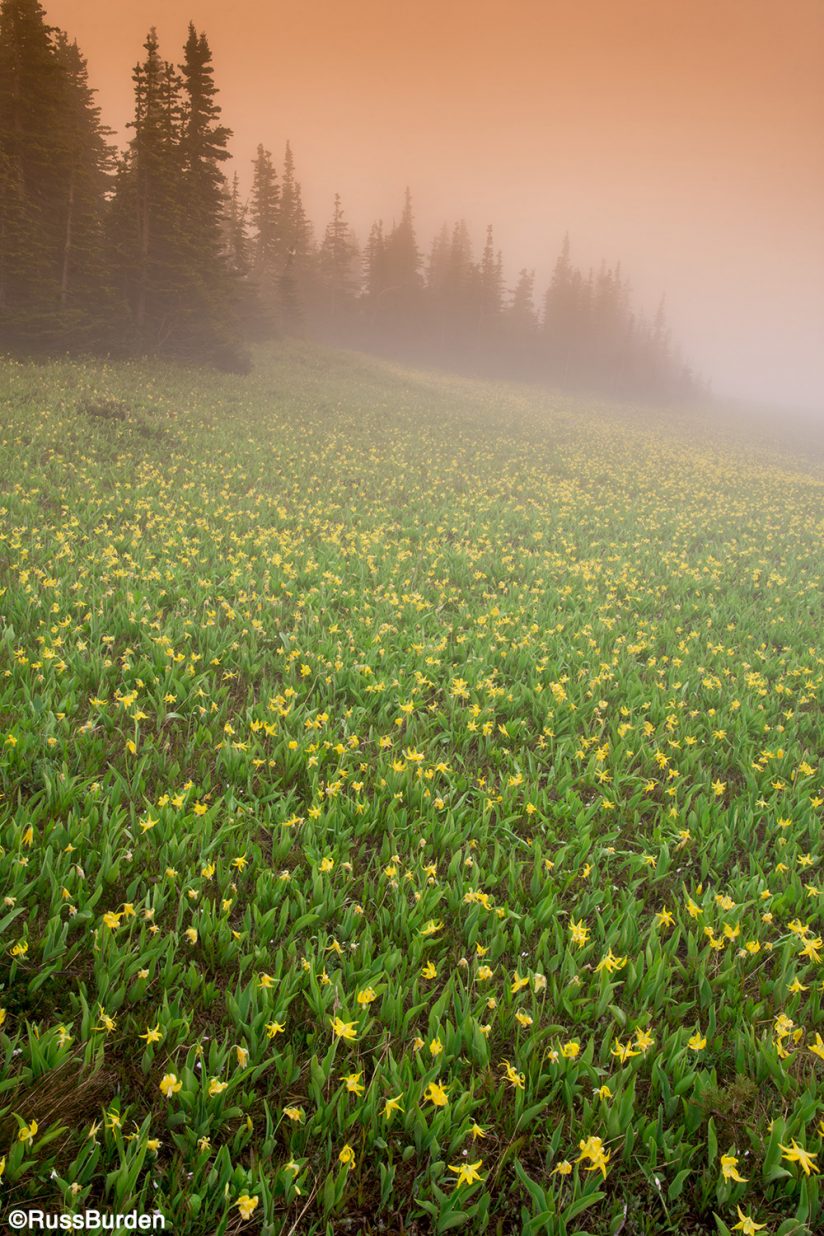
[{"left": 0, "top": 344, "right": 822, "bottom": 1235}]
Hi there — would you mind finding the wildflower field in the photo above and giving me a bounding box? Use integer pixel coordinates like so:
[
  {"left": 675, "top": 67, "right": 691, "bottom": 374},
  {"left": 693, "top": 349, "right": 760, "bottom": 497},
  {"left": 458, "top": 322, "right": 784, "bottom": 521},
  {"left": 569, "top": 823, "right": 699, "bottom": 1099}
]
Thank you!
[{"left": 0, "top": 344, "right": 821, "bottom": 1235}]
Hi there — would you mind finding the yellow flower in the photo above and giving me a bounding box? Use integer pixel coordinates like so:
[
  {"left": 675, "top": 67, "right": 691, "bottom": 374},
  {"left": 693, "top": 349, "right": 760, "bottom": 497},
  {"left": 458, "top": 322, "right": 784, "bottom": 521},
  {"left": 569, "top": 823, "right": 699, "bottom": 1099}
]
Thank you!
[
  {"left": 500, "top": 1060, "right": 525, "bottom": 1089},
  {"left": 421, "top": 960, "right": 437, "bottom": 980},
  {"left": 611, "top": 1037, "right": 640, "bottom": 1063},
  {"left": 732, "top": 1206, "right": 766, "bottom": 1234},
  {"left": 18, "top": 1118, "right": 38, "bottom": 1143},
  {"left": 382, "top": 1094, "right": 404, "bottom": 1119},
  {"left": 469, "top": 1122, "right": 486, "bottom": 1139},
  {"left": 424, "top": 1080, "right": 449, "bottom": 1107},
  {"left": 560, "top": 1040, "right": 580, "bottom": 1060},
  {"left": 265, "top": 1020, "right": 285, "bottom": 1038},
  {"left": 808, "top": 1032, "right": 824, "bottom": 1060},
  {"left": 184, "top": 927, "right": 198, "bottom": 944},
  {"left": 356, "top": 986, "right": 377, "bottom": 1005},
  {"left": 552, "top": 1159, "right": 573, "bottom": 1176},
  {"left": 576, "top": 1135, "right": 610, "bottom": 1178},
  {"left": 779, "top": 1139, "right": 819, "bottom": 1176},
  {"left": 342, "top": 1071, "right": 365, "bottom": 1096},
  {"left": 688, "top": 1031, "right": 707, "bottom": 1051},
  {"left": 208, "top": 1078, "right": 227, "bottom": 1096},
  {"left": 429, "top": 1036, "right": 443, "bottom": 1056},
  {"left": 235, "top": 1194, "right": 259, "bottom": 1220},
  {"left": 720, "top": 1153, "right": 748, "bottom": 1183},
  {"left": 338, "top": 1142, "right": 356, "bottom": 1168},
  {"left": 330, "top": 1016, "right": 358, "bottom": 1041},
  {"left": 159, "top": 1073, "right": 182, "bottom": 1098},
  {"left": 448, "top": 1159, "right": 483, "bottom": 1187},
  {"left": 139, "top": 1024, "right": 162, "bottom": 1045},
  {"left": 283, "top": 1106, "right": 304, "bottom": 1122},
  {"left": 594, "top": 949, "right": 627, "bottom": 974},
  {"left": 236, "top": 1046, "right": 249, "bottom": 1068}
]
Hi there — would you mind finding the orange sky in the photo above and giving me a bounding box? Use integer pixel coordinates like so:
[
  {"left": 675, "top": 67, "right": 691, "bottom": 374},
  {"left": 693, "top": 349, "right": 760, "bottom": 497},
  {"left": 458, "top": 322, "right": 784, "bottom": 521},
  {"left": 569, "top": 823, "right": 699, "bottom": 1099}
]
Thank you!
[{"left": 44, "top": 0, "right": 824, "bottom": 410}]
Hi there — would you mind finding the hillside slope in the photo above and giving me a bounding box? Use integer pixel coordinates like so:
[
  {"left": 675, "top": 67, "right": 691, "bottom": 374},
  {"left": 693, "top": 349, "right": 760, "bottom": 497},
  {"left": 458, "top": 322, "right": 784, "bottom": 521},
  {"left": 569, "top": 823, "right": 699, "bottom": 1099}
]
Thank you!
[{"left": 0, "top": 344, "right": 822, "bottom": 1234}]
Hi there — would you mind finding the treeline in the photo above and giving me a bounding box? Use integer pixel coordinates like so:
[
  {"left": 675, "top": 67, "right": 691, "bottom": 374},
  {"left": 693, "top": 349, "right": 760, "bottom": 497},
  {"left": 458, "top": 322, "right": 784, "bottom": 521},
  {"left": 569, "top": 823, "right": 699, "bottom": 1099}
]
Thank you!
[{"left": 0, "top": 1, "right": 703, "bottom": 398}]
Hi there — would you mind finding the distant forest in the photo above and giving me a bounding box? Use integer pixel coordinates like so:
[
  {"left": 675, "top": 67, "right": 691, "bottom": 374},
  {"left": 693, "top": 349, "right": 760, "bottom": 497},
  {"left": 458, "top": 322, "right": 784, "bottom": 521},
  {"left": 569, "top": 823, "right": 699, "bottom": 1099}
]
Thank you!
[{"left": 0, "top": 2, "right": 704, "bottom": 399}]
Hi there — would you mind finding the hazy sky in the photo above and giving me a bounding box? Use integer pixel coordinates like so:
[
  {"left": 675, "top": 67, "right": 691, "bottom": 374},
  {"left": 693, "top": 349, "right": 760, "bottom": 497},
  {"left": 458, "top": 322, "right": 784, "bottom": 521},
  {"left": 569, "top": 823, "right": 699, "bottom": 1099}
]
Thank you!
[{"left": 44, "top": 0, "right": 824, "bottom": 410}]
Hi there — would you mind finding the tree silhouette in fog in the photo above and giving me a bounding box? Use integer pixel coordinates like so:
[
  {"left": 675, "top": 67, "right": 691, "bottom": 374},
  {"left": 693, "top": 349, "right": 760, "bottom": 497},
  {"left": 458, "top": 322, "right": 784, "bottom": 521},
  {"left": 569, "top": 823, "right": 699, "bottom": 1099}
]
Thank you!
[{"left": 0, "top": 3, "right": 702, "bottom": 397}]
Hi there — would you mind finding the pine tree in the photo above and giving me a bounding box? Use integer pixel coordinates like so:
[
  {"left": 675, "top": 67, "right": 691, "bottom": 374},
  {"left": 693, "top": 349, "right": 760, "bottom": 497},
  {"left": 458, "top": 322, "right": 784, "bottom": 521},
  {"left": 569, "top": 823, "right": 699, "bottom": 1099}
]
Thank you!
[
  {"left": 249, "top": 144, "right": 279, "bottom": 280},
  {"left": 0, "top": 0, "right": 64, "bottom": 321},
  {"left": 479, "top": 224, "right": 503, "bottom": 324},
  {"left": 52, "top": 32, "right": 114, "bottom": 334},
  {"left": 108, "top": 29, "right": 185, "bottom": 348},
  {"left": 108, "top": 26, "right": 242, "bottom": 364},
  {"left": 177, "top": 23, "right": 237, "bottom": 359},
  {"left": 0, "top": 0, "right": 110, "bottom": 344},
  {"left": 363, "top": 220, "right": 387, "bottom": 305},
  {"left": 318, "top": 192, "right": 359, "bottom": 327},
  {"left": 221, "top": 172, "right": 248, "bottom": 276},
  {"left": 381, "top": 186, "right": 422, "bottom": 341},
  {"left": 277, "top": 139, "right": 314, "bottom": 331},
  {"left": 508, "top": 268, "right": 536, "bottom": 332},
  {"left": 179, "top": 24, "right": 231, "bottom": 250}
]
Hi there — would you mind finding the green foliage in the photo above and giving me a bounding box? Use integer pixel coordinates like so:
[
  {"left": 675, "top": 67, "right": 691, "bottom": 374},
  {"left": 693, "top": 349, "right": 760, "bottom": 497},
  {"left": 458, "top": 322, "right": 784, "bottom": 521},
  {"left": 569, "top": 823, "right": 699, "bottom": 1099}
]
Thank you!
[{"left": 0, "top": 344, "right": 821, "bottom": 1234}]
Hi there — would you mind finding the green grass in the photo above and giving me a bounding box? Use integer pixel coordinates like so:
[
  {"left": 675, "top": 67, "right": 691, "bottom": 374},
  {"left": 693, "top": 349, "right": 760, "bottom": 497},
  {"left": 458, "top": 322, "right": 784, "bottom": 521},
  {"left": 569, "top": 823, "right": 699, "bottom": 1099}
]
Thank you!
[{"left": 0, "top": 342, "right": 821, "bottom": 1235}]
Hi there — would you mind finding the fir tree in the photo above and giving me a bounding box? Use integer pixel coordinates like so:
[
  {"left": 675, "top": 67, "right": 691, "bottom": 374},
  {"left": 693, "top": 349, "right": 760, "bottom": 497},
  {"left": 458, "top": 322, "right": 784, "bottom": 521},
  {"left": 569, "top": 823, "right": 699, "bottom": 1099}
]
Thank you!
[
  {"left": 249, "top": 144, "right": 279, "bottom": 280},
  {"left": 318, "top": 192, "right": 359, "bottom": 326}
]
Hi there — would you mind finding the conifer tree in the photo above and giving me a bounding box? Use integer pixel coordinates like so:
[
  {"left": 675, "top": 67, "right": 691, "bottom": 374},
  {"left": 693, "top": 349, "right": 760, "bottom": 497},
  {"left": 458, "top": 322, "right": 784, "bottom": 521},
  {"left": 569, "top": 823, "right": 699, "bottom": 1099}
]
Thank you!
[
  {"left": 179, "top": 24, "right": 231, "bottom": 256},
  {"left": 363, "top": 220, "right": 387, "bottom": 311},
  {"left": 0, "top": 0, "right": 65, "bottom": 321},
  {"left": 221, "top": 172, "right": 248, "bottom": 276},
  {"left": 318, "top": 192, "right": 359, "bottom": 326},
  {"left": 381, "top": 187, "right": 422, "bottom": 340},
  {"left": 249, "top": 144, "right": 279, "bottom": 281},
  {"left": 277, "top": 140, "right": 314, "bottom": 330},
  {"left": 108, "top": 29, "right": 185, "bottom": 348},
  {"left": 52, "top": 33, "right": 114, "bottom": 329},
  {"left": 0, "top": 0, "right": 110, "bottom": 344},
  {"left": 479, "top": 224, "right": 503, "bottom": 324}
]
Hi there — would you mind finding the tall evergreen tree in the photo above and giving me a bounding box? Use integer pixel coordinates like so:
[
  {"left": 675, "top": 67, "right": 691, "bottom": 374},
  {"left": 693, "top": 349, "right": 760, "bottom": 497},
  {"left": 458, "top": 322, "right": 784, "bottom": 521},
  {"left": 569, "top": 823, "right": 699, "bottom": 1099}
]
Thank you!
[
  {"left": 479, "top": 224, "right": 503, "bottom": 325},
  {"left": 52, "top": 33, "right": 114, "bottom": 326},
  {"left": 108, "top": 29, "right": 184, "bottom": 347},
  {"left": 363, "top": 219, "right": 387, "bottom": 308},
  {"left": 381, "top": 187, "right": 422, "bottom": 339},
  {"left": 0, "top": 0, "right": 64, "bottom": 320},
  {"left": 0, "top": 0, "right": 111, "bottom": 343},
  {"left": 318, "top": 192, "right": 359, "bottom": 326},
  {"left": 249, "top": 144, "right": 279, "bottom": 281},
  {"left": 108, "top": 26, "right": 241, "bottom": 363},
  {"left": 221, "top": 172, "right": 248, "bottom": 276},
  {"left": 177, "top": 23, "right": 236, "bottom": 356},
  {"left": 508, "top": 268, "right": 537, "bottom": 332},
  {"left": 179, "top": 24, "right": 231, "bottom": 250},
  {"left": 277, "top": 139, "right": 314, "bottom": 330}
]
